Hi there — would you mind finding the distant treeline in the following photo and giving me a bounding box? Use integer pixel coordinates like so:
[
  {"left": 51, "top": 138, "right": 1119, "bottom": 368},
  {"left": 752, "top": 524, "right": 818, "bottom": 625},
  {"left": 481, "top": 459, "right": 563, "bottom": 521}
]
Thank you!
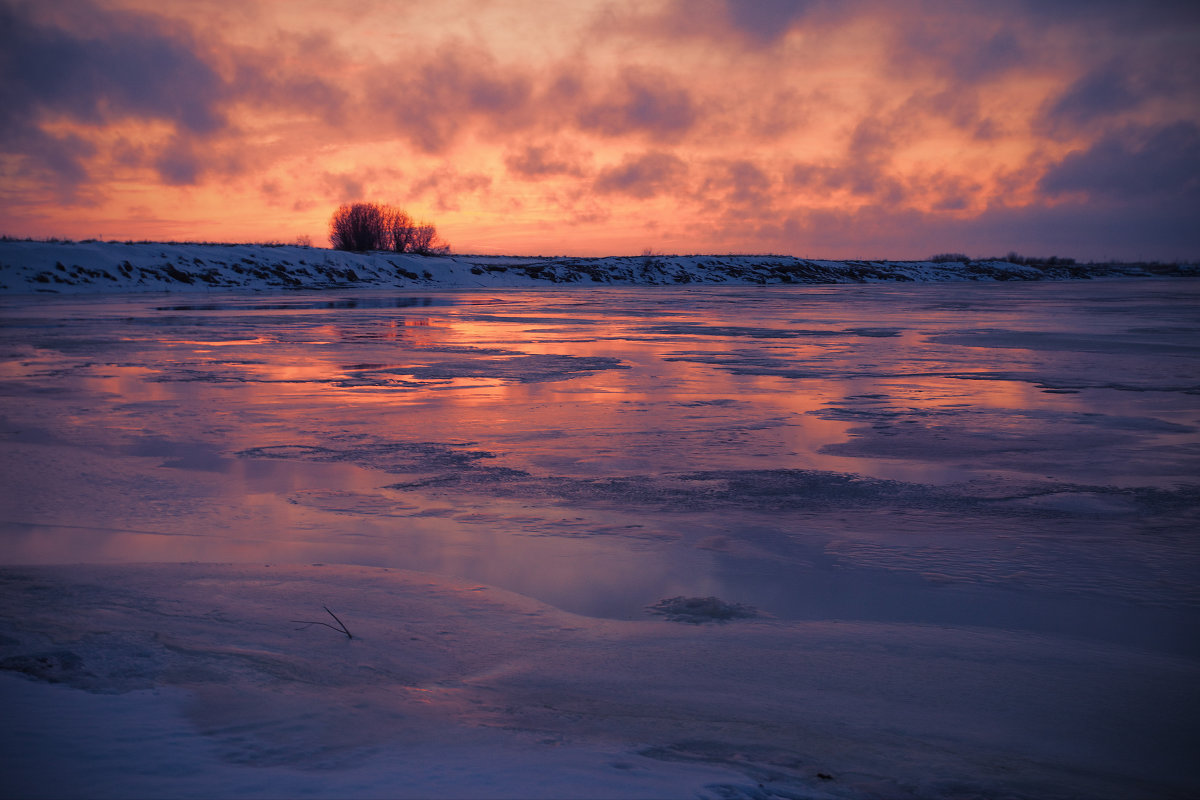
[{"left": 930, "top": 252, "right": 1077, "bottom": 266}]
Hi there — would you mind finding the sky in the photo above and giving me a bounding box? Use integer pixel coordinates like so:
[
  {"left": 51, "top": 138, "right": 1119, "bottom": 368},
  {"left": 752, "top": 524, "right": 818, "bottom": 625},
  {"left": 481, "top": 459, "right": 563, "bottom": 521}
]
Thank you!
[{"left": 2, "top": 0, "right": 1198, "bottom": 260}]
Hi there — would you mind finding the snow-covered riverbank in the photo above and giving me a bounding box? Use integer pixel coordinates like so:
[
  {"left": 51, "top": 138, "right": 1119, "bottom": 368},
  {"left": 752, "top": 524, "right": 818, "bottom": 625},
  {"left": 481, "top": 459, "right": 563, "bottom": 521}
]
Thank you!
[{"left": 2, "top": 239, "right": 1195, "bottom": 294}]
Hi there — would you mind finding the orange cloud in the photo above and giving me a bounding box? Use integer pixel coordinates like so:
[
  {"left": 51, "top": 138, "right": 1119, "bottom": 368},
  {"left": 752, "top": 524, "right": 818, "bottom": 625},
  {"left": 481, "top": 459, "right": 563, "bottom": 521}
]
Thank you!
[{"left": 1, "top": 0, "right": 1198, "bottom": 259}]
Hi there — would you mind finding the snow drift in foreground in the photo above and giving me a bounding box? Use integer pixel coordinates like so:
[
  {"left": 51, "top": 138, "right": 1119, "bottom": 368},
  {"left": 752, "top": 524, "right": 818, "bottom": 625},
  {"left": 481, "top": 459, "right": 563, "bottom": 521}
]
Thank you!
[
  {"left": 3, "top": 563, "right": 1197, "bottom": 800},
  {"left": 1, "top": 239, "right": 1195, "bottom": 294}
]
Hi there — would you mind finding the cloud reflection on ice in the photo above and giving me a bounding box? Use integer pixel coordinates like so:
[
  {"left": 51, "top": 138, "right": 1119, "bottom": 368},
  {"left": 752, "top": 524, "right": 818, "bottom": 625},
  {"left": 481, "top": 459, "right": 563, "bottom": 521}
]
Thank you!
[{"left": 0, "top": 282, "right": 1197, "bottom": 654}]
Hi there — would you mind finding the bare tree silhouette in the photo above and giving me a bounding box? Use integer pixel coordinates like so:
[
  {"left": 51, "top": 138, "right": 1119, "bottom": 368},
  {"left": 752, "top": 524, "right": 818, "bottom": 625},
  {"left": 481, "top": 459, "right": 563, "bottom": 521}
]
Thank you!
[
  {"left": 330, "top": 202, "right": 449, "bottom": 254},
  {"left": 386, "top": 206, "right": 414, "bottom": 254},
  {"left": 329, "top": 202, "right": 386, "bottom": 251}
]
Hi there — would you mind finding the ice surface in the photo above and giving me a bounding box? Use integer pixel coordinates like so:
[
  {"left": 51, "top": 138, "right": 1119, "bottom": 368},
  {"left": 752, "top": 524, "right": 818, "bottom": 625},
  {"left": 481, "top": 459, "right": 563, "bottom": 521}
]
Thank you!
[
  {"left": 2, "top": 279, "right": 1199, "bottom": 797},
  {"left": 2, "top": 564, "right": 1198, "bottom": 799}
]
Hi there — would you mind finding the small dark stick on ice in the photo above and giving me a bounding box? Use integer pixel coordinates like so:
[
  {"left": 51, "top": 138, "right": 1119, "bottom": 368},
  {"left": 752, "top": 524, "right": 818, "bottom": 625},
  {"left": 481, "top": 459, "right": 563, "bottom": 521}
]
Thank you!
[{"left": 291, "top": 605, "right": 353, "bottom": 639}]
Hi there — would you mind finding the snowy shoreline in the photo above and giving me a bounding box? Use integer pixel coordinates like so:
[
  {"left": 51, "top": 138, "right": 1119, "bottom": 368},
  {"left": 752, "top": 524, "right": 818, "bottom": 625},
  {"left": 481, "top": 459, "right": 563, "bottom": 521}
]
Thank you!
[{"left": 2, "top": 239, "right": 1196, "bottom": 294}]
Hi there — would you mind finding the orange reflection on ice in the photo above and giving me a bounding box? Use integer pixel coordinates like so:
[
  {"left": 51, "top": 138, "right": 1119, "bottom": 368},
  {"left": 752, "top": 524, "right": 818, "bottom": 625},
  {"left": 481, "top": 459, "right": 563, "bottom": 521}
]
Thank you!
[{"left": 3, "top": 283, "right": 1199, "bottom": 634}]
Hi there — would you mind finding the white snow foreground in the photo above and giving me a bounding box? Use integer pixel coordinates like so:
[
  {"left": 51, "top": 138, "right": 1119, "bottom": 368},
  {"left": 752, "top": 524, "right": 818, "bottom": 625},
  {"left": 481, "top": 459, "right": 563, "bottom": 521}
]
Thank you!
[
  {"left": 2, "top": 563, "right": 1197, "bottom": 799},
  {"left": 1, "top": 240, "right": 1194, "bottom": 294}
]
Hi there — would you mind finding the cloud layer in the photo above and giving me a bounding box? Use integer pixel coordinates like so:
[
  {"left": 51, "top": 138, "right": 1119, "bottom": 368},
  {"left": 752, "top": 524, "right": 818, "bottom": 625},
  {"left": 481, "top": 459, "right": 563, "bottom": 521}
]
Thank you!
[{"left": 2, "top": 0, "right": 1198, "bottom": 259}]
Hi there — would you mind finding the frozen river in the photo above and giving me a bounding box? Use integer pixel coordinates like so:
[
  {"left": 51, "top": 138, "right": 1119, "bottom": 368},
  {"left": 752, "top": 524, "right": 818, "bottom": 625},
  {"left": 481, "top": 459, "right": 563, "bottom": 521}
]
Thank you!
[
  {"left": 3, "top": 280, "right": 1198, "bottom": 646},
  {"left": 2, "top": 280, "right": 1199, "bottom": 798}
]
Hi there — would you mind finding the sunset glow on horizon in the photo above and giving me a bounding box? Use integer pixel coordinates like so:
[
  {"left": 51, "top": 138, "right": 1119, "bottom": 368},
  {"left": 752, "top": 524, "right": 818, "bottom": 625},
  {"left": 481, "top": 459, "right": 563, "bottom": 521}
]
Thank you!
[{"left": 2, "top": 0, "right": 1198, "bottom": 260}]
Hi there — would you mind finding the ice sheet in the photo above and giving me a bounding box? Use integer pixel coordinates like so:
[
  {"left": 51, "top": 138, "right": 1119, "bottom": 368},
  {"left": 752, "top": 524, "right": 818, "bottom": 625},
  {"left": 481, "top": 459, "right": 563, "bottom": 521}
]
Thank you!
[
  {"left": 2, "top": 280, "right": 1199, "bottom": 797},
  {"left": 2, "top": 563, "right": 1198, "bottom": 799}
]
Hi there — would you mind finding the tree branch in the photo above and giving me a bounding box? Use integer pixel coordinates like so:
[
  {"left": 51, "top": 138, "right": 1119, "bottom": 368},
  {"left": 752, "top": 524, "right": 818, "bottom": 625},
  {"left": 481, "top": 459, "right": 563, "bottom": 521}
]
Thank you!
[{"left": 291, "top": 605, "right": 353, "bottom": 639}]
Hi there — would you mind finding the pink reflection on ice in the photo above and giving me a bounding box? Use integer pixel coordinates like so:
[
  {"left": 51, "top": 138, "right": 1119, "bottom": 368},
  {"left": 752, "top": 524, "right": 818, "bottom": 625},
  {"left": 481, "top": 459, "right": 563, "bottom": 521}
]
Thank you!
[{"left": 1, "top": 283, "right": 1197, "bottom": 644}]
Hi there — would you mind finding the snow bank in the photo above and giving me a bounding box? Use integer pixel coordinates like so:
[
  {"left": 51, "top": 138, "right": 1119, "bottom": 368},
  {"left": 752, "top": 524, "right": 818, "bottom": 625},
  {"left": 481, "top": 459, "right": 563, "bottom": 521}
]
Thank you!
[
  {"left": 2, "top": 562, "right": 1197, "bottom": 799},
  {"left": 1, "top": 240, "right": 1194, "bottom": 294}
]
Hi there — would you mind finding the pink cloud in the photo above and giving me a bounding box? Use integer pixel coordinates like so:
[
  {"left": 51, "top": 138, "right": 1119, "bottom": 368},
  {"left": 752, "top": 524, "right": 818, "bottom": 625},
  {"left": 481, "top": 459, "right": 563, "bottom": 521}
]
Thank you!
[
  {"left": 575, "top": 67, "right": 698, "bottom": 140},
  {"left": 504, "top": 143, "right": 589, "bottom": 178},
  {"left": 1, "top": 0, "right": 1197, "bottom": 259},
  {"left": 593, "top": 151, "right": 689, "bottom": 198}
]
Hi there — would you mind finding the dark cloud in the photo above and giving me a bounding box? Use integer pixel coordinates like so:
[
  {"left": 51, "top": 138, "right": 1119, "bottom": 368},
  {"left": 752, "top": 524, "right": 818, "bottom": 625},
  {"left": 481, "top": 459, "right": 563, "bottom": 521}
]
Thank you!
[
  {"left": 0, "top": 2, "right": 226, "bottom": 134},
  {"left": 1039, "top": 122, "right": 1200, "bottom": 200},
  {"left": 923, "top": 173, "right": 983, "bottom": 212},
  {"left": 0, "top": 126, "right": 95, "bottom": 196},
  {"left": 234, "top": 63, "right": 348, "bottom": 122},
  {"left": 722, "top": 0, "right": 816, "bottom": 44},
  {"left": 321, "top": 172, "right": 366, "bottom": 203},
  {"left": 633, "top": 0, "right": 835, "bottom": 48},
  {"left": 1017, "top": 0, "right": 1200, "bottom": 30},
  {"left": 593, "top": 152, "right": 688, "bottom": 198},
  {"left": 955, "top": 199, "right": 1200, "bottom": 261},
  {"left": 1032, "top": 11, "right": 1200, "bottom": 137},
  {"left": 899, "top": 90, "right": 988, "bottom": 137},
  {"left": 504, "top": 143, "right": 588, "bottom": 179},
  {"left": 847, "top": 115, "right": 896, "bottom": 161},
  {"left": 741, "top": 196, "right": 1200, "bottom": 262},
  {"left": 110, "top": 128, "right": 246, "bottom": 187},
  {"left": 702, "top": 160, "right": 773, "bottom": 209},
  {"left": 956, "top": 30, "right": 1025, "bottom": 80},
  {"left": 368, "top": 48, "right": 535, "bottom": 154},
  {"left": 789, "top": 156, "right": 982, "bottom": 214},
  {"left": 745, "top": 89, "right": 811, "bottom": 138},
  {"left": 153, "top": 136, "right": 205, "bottom": 186},
  {"left": 893, "top": 18, "right": 1028, "bottom": 85},
  {"left": 354, "top": 54, "right": 705, "bottom": 157},
  {"left": 576, "top": 68, "right": 697, "bottom": 140},
  {"left": 238, "top": 30, "right": 349, "bottom": 114},
  {"left": 1043, "top": 61, "right": 1147, "bottom": 130},
  {"left": 788, "top": 160, "right": 890, "bottom": 200},
  {"left": 0, "top": 0, "right": 229, "bottom": 189},
  {"left": 786, "top": 115, "right": 907, "bottom": 202}
]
